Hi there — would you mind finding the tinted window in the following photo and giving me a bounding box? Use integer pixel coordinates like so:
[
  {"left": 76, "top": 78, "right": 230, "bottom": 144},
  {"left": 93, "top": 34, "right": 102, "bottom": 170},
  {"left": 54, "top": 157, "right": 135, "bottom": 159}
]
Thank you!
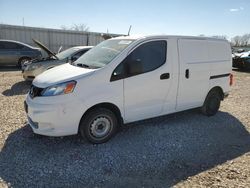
[
  {"left": 111, "top": 40, "right": 167, "bottom": 81},
  {"left": 127, "top": 41, "right": 166, "bottom": 76},
  {"left": 72, "top": 49, "right": 88, "bottom": 59},
  {"left": 70, "top": 49, "right": 89, "bottom": 62},
  {"left": 0, "top": 42, "right": 4, "bottom": 49},
  {"left": 111, "top": 62, "right": 125, "bottom": 81},
  {"left": 2, "top": 41, "right": 24, "bottom": 50}
]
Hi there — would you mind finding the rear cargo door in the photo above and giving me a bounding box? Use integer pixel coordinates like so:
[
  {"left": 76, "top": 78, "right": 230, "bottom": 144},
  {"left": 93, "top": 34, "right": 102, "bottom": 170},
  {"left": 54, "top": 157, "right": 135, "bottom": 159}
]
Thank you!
[{"left": 176, "top": 39, "right": 210, "bottom": 110}]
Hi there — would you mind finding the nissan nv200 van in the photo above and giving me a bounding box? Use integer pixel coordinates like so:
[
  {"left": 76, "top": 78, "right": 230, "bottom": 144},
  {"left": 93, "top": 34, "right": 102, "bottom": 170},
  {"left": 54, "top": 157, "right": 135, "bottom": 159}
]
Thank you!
[{"left": 25, "top": 35, "right": 232, "bottom": 144}]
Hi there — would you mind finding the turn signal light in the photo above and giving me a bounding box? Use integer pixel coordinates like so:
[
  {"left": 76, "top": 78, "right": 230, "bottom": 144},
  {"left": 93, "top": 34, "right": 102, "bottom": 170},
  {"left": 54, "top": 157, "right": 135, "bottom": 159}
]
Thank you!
[{"left": 64, "top": 82, "right": 76, "bottom": 94}]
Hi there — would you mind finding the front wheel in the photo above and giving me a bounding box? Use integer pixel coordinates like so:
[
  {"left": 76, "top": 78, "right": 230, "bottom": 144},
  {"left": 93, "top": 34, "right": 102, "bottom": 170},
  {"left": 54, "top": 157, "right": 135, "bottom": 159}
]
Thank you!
[
  {"left": 79, "top": 108, "right": 118, "bottom": 144},
  {"left": 201, "top": 90, "right": 221, "bottom": 116},
  {"left": 18, "top": 57, "right": 31, "bottom": 68}
]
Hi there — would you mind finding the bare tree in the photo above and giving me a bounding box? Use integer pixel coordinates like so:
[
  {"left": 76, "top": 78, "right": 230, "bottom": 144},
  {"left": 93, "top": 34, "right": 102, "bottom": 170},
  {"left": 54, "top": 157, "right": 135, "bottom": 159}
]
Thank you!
[
  {"left": 71, "top": 24, "right": 89, "bottom": 32},
  {"left": 240, "top": 34, "right": 250, "bottom": 46},
  {"left": 60, "top": 25, "right": 68, "bottom": 30},
  {"left": 101, "top": 33, "right": 112, "bottom": 40},
  {"left": 231, "top": 36, "right": 241, "bottom": 47},
  {"left": 60, "top": 24, "right": 90, "bottom": 32},
  {"left": 231, "top": 34, "right": 250, "bottom": 47}
]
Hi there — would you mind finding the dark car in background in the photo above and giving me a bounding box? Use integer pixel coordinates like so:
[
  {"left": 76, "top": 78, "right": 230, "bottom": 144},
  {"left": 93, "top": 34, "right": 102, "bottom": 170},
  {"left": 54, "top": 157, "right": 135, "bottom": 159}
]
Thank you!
[
  {"left": 0, "top": 40, "right": 42, "bottom": 67},
  {"left": 232, "top": 50, "right": 250, "bottom": 70}
]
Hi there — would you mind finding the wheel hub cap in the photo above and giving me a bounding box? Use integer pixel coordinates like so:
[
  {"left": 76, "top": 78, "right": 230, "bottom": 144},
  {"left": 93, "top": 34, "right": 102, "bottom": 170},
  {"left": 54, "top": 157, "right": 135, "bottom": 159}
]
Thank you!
[{"left": 90, "top": 117, "right": 111, "bottom": 138}]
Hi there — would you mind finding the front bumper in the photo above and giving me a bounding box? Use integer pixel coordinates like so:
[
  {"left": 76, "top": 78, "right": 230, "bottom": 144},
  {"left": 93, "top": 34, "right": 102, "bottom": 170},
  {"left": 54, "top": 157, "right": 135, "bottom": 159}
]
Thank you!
[
  {"left": 22, "top": 66, "right": 45, "bottom": 81},
  {"left": 25, "top": 94, "right": 85, "bottom": 137},
  {"left": 22, "top": 70, "right": 36, "bottom": 81}
]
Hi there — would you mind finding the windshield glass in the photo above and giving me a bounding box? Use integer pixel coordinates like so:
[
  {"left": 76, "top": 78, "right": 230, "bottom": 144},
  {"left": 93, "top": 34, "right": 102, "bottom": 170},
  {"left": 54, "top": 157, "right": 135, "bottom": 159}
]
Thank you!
[
  {"left": 73, "top": 39, "right": 134, "bottom": 68},
  {"left": 56, "top": 47, "right": 79, "bottom": 60}
]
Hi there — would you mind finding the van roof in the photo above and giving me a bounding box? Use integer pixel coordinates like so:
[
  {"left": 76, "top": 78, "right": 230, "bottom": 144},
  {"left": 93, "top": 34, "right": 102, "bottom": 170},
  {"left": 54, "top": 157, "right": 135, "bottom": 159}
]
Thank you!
[{"left": 111, "top": 35, "right": 228, "bottom": 42}]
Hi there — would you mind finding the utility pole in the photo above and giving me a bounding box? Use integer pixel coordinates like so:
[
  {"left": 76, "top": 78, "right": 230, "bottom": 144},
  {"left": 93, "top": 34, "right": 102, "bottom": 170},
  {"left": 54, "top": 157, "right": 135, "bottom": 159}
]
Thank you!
[
  {"left": 22, "top": 18, "right": 25, "bottom": 26},
  {"left": 127, "top": 25, "right": 132, "bottom": 36}
]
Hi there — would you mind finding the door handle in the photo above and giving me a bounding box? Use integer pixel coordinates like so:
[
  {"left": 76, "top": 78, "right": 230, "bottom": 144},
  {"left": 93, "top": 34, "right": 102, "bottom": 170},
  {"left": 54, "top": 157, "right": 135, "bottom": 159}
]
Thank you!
[
  {"left": 185, "top": 69, "right": 189, "bottom": 79},
  {"left": 160, "top": 73, "right": 170, "bottom": 80}
]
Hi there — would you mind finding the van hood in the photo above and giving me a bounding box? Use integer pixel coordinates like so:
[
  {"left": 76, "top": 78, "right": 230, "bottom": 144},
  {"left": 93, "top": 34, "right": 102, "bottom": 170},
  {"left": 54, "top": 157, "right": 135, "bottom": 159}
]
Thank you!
[{"left": 33, "top": 63, "right": 96, "bottom": 88}]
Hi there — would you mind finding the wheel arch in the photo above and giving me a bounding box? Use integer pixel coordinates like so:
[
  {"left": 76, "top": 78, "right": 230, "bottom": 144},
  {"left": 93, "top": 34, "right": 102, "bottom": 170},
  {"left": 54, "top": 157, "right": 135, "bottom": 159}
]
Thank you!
[
  {"left": 78, "top": 102, "right": 124, "bottom": 132},
  {"left": 18, "top": 56, "right": 31, "bottom": 66},
  {"left": 207, "top": 86, "right": 224, "bottom": 100}
]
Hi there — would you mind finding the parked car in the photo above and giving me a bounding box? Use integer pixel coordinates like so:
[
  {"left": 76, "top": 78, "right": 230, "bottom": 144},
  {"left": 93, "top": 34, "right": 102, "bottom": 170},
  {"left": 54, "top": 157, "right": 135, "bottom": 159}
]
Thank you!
[
  {"left": 232, "top": 50, "right": 250, "bottom": 69},
  {"left": 22, "top": 39, "right": 92, "bottom": 81},
  {"left": 0, "top": 40, "right": 42, "bottom": 67},
  {"left": 24, "top": 35, "right": 232, "bottom": 144}
]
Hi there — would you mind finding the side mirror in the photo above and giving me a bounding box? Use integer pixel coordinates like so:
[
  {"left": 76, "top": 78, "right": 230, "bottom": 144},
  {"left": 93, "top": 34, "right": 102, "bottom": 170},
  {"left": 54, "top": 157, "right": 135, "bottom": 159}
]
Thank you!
[{"left": 70, "top": 56, "right": 77, "bottom": 62}]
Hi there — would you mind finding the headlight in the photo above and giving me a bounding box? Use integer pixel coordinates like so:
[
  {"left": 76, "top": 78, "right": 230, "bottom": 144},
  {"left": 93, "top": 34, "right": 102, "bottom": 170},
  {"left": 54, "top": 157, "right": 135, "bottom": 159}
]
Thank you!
[
  {"left": 27, "top": 64, "right": 41, "bottom": 71},
  {"left": 41, "top": 81, "right": 77, "bottom": 96}
]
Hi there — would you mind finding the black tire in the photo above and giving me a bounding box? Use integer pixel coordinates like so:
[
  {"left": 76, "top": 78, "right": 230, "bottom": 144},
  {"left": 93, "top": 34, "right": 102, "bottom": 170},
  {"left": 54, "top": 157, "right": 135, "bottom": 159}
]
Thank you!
[
  {"left": 18, "top": 57, "right": 31, "bottom": 68},
  {"left": 79, "top": 108, "right": 118, "bottom": 144},
  {"left": 201, "top": 90, "right": 221, "bottom": 116}
]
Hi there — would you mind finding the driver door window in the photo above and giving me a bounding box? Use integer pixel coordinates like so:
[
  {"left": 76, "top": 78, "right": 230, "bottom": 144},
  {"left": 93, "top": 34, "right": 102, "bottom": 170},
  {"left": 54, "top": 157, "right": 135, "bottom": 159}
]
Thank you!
[
  {"left": 121, "top": 40, "right": 169, "bottom": 122},
  {"left": 111, "top": 40, "right": 167, "bottom": 81}
]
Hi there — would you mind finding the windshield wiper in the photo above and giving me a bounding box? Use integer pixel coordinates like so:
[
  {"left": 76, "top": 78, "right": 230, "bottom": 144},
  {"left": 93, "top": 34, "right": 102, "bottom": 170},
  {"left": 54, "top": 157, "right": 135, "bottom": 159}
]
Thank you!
[
  {"left": 76, "top": 63, "right": 90, "bottom": 68},
  {"left": 75, "top": 63, "right": 100, "bottom": 69}
]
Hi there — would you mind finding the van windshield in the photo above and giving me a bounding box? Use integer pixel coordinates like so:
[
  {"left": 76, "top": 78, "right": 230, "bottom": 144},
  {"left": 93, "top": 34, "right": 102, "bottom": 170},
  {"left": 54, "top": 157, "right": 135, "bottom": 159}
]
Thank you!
[{"left": 73, "top": 39, "right": 134, "bottom": 68}]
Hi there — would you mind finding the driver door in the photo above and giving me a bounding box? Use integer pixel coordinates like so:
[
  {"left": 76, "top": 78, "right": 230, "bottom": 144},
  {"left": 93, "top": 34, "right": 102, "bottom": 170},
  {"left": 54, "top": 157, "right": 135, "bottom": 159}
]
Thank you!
[{"left": 112, "top": 40, "right": 172, "bottom": 122}]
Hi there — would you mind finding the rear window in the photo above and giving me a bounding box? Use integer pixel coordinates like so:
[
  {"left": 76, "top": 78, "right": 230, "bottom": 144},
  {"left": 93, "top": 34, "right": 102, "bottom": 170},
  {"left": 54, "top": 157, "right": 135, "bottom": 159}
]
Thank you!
[{"left": 0, "top": 41, "right": 24, "bottom": 50}]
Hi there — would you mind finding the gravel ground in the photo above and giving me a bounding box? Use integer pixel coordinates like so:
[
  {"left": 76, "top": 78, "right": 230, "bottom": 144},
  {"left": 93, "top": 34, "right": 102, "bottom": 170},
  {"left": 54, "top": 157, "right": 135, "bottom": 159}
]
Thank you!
[{"left": 0, "top": 68, "right": 249, "bottom": 188}]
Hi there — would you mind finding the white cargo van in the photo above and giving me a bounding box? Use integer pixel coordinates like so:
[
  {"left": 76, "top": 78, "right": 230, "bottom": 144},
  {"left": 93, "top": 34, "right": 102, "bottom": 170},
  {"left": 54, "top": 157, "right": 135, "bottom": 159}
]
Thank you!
[{"left": 24, "top": 35, "right": 233, "bottom": 143}]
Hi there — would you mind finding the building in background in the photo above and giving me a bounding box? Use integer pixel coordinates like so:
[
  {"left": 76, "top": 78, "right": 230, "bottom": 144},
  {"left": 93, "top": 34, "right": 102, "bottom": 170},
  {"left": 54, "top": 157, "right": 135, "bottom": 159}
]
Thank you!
[{"left": 0, "top": 24, "right": 120, "bottom": 53}]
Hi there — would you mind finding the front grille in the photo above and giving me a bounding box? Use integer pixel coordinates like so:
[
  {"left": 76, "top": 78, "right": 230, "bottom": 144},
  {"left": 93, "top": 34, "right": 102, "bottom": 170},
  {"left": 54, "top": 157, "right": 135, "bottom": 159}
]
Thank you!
[{"left": 29, "top": 85, "right": 43, "bottom": 98}]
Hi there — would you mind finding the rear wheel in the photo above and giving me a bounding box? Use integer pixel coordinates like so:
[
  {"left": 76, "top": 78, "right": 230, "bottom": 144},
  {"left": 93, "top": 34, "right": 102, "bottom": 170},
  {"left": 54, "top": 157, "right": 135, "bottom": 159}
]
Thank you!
[
  {"left": 18, "top": 57, "right": 31, "bottom": 68},
  {"left": 201, "top": 90, "right": 221, "bottom": 116},
  {"left": 79, "top": 108, "right": 118, "bottom": 144}
]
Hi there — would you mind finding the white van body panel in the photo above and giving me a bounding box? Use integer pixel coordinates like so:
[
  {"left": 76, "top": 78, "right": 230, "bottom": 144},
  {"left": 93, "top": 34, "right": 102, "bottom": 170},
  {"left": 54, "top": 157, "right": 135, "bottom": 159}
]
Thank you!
[
  {"left": 33, "top": 63, "right": 96, "bottom": 88},
  {"left": 25, "top": 35, "right": 232, "bottom": 137},
  {"left": 161, "top": 39, "right": 179, "bottom": 115},
  {"left": 123, "top": 39, "right": 175, "bottom": 122},
  {"left": 176, "top": 38, "right": 231, "bottom": 111},
  {"left": 177, "top": 39, "right": 210, "bottom": 110},
  {"left": 207, "top": 40, "right": 232, "bottom": 94}
]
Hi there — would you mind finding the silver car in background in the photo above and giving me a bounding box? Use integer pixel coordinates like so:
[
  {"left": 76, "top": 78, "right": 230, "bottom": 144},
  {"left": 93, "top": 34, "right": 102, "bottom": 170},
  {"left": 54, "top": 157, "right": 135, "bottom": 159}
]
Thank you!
[
  {"left": 0, "top": 40, "right": 42, "bottom": 67},
  {"left": 22, "top": 39, "right": 92, "bottom": 81}
]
